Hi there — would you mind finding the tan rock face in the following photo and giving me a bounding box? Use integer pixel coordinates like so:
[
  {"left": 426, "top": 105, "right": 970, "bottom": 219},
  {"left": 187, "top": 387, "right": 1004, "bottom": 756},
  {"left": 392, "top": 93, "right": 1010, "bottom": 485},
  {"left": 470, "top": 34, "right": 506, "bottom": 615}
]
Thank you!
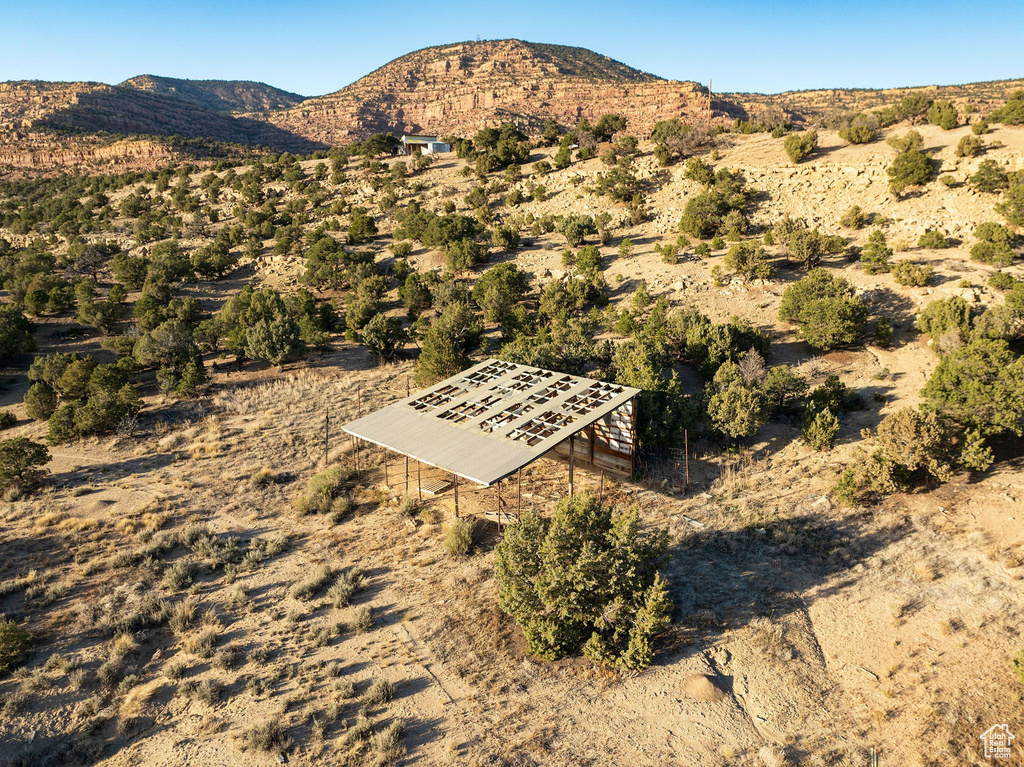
[{"left": 262, "top": 39, "right": 715, "bottom": 142}]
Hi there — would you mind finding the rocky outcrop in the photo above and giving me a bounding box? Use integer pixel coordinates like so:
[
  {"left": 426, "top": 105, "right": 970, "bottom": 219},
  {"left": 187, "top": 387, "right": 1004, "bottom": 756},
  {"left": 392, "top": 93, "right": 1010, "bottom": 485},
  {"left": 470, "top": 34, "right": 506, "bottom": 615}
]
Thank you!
[
  {"left": 119, "top": 75, "right": 305, "bottom": 114},
  {"left": 263, "top": 39, "right": 715, "bottom": 142}
]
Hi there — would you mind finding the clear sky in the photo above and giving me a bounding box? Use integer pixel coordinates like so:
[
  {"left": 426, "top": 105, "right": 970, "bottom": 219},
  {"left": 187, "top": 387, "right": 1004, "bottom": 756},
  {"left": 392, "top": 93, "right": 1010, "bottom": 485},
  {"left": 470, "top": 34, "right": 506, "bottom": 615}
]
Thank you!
[{"left": 2, "top": 0, "right": 1022, "bottom": 97}]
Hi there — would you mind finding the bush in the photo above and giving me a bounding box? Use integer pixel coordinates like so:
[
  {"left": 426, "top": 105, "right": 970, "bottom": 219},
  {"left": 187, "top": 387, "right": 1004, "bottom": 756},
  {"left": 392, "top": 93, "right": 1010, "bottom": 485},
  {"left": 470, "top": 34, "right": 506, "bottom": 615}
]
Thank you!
[
  {"left": 389, "top": 240, "right": 413, "bottom": 258},
  {"left": 888, "top": 149, "right": 933, "bottom": 196},
  {"left": 0, "top": 305, "right": 34, "bottom": 362},
  {"left": 705, "top": 361, "right": 774, "bottom": 438},
  {"left": 442, "top": 517, "right": 473, "bottom": 557},
  {"left": 297, "top": 466, "right": 355, "bottom": 515},
  {"left": 872, "top": 408, "right": 958, "bottom": 486},
  {"left": 970, "top": 159, "right": 1008, "bottom": 193},
  {"left": 491, "top": 224, "right": 520, "bottom": 253},
  {"left": 494, "top": 493, "right": 671, "bottom": 671},
  {"left": 683, "top": 157, "right": 715, "bottom": 186},
  {"left": 24, "top": 382, "right": 57, "bottom": 421},
  {"left": 724, "top": 242, "right": 773, "bottom": 281},
  {"left": 975, "top": 221, "right": 1011, "bottom": 244},
  {"left": 803, "top": 408, "right": 840, "bottom": 451},
  {"left": 242, "top": 720, "right": 290, "bottom": 753},
  {"left": 0, "top": 411, "right": 14, "bottom": 431},
  {"left": 840, "top": 205, "right": 866, "bottom": 229},
  {"left": 887, "top": 130, "right": 924, "bottom": 154},
  {"left": 989, "top": 272, "right": 1017, "bottom": 291},
  {"left": 0, "top": 620, "right": 31, "bottom": 674},
  {"left": 362, "top": 313, "right": 407, "bottom": 363},
  {"left": 996, "top": 184, "right": 1024, "bottom": 226},
  {"left": 891, "top": 260, "right": 933, "bottom": 287},
  {"left": 917, "top": 229, "right": 949, "bottom": 249},
  {"left": 860, "top": 229, "right": 893, "bottom": 274},
  {"left": 0, "top": 437, "right": 50, "bottom": 493},
  {"left": 833, "top": 469, "right": 859, "bottom": 507},
  {"left": 921, "top": 338, "right": 1024, "bottom": 438},
  {"left": 839, "top": 113, "right": 877, "bottom": 144},
  {"left": 993, "top": 90, "right": 1024, "bottom": 124},
  {"left": 954, "top": 135, "right": 983, "bottom": 158},
  {"left": 875, "top": 316, "right": 893, "bottom": 347},
  {"left": 917, "top": 296, "right": 972, "bottom": 348},
  {"left": 779, "top": 269, "right": 867, "bottom": 350},
  {"left": 413, "top": 305, "right": 479, "bottom": 386},
  {"left": 970, "top": 241, "right": 1015, "bottom": 266},
  {"left": 927, "top": 100, "right": 957, "bottom": 130},
  {"left": 783, "top": 130, "right": 817, "bottom": 163}
]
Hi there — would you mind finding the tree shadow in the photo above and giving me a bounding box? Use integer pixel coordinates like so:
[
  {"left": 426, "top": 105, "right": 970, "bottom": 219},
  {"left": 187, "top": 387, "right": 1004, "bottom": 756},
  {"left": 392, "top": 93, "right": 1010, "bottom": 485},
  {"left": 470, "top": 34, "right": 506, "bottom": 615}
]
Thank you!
[{"left": 663, "top": 510, "right": 911, "bottom": 657}]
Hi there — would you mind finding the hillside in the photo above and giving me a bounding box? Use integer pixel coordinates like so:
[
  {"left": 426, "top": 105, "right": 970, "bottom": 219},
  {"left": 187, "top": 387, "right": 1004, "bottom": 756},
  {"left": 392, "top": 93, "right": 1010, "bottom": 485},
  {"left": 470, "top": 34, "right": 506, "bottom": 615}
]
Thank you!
[
  {"left": 0, "top": 80, "right": 321, "bottom": 170},
  {"left": 0, "top": 118, "right": 1023, "bottom": 763},
  {"left": 263, "top": 39, "right": 714, "bottom": 142},
  {"left": 725, "top": 78, "right": 1024, "bottom": 126},
  {"left": 119, "top": 75, "right": 305, "bottom": 114},
  {"left": 1, "top": 40, "right": 1021, "bottom": 174}
]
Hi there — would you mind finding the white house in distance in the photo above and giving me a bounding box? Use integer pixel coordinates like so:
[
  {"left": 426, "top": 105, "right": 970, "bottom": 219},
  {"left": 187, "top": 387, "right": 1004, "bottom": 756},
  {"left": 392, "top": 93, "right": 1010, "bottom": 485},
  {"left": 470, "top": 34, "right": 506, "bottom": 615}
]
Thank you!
[{"left": 399, "top": 135, "right": 451, "bottom": 156}]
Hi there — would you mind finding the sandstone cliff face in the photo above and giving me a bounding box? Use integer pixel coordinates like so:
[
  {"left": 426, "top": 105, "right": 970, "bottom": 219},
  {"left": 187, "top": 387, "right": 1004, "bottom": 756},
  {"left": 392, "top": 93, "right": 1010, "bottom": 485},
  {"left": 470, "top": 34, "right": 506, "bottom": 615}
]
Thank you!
[{"left": 263, "top": 39, "right": 714, "bottom": 142}]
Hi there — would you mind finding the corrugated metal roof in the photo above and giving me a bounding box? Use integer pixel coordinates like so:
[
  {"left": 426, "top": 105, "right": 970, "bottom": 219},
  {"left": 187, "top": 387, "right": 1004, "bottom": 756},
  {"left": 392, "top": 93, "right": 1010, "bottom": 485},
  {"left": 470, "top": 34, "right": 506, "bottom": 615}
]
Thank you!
[{"left": 342, "top": 359, "right": 639, "bottom": 486}]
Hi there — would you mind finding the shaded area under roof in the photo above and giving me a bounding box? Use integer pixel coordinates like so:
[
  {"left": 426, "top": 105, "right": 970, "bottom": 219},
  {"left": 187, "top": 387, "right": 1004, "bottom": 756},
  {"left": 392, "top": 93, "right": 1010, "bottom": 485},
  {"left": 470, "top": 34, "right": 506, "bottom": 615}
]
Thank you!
[{"left": 341, "top": 359, "right": 639, "bottom": 486}]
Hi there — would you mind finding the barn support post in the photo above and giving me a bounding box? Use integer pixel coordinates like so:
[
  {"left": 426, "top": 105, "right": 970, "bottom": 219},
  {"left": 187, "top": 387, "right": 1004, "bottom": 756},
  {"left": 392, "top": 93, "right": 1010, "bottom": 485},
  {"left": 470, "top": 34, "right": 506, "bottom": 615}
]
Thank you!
[
  {"left": 355, "top": 388, "right": 362, "bottom": 472},
  {"left": 599, "top": 470, "right": 605, "bottom": 503},
  {"left": 496, "top": 480, "right": 501, "bottom": 536},
  {"left": 454, "top": 473, "right": 459, "bottom": 518},
  {"left": 383, "top": 449, "right": 388, "bottom": 486},
  {"left": 517, "top": 468, "right": 522, "bottom": 520},
  {"left": 405, "top": 455, "right": 409, "bottom": 498},
  {"left": 417, "top": 461, "right": 422, "bottom": 502},
  {"left": 568, "top": 434, "right": 575, "bottom": 497}
]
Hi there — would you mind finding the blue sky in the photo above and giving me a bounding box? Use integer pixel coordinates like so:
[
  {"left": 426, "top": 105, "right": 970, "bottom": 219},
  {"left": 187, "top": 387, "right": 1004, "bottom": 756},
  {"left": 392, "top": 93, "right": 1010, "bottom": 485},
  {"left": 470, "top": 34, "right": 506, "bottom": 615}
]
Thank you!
[{"left": 2, "top": 0, "right": 1022, "bottom": 96}]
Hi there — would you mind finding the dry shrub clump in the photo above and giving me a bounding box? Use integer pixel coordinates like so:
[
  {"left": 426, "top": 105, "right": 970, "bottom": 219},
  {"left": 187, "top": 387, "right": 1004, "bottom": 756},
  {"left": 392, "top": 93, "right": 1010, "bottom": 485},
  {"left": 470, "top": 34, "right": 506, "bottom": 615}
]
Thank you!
[
  {"left": 294, "top": 466, "right": 356, "bottom": 521},
  {"left": 328, "top": 567, "right": 365, "bottom": 608},
  {"left": 241, "top": 719, "right": 290, "bottom": 752},
  {"left": 442, "top": 517, "right": 474, "bottom": 557},
  {"left": 291, "top": 564, "right": 335, "bottom": 601}
]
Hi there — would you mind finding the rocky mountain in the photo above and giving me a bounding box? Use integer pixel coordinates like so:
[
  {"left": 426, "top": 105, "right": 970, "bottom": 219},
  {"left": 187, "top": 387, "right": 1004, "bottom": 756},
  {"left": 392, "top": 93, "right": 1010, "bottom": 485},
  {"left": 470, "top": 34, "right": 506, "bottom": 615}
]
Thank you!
[
  {"left": 263, "top": 39, "right": 716, "bottom": 143},
  {"left": 0, "top": 79, "right": 323, "bottom": 171},
  {"left": 1, "top": 39, "right": 1020, "bottom": 173},
  {"left": 119, "top": 75, "right": 305, "bottom": 114}
]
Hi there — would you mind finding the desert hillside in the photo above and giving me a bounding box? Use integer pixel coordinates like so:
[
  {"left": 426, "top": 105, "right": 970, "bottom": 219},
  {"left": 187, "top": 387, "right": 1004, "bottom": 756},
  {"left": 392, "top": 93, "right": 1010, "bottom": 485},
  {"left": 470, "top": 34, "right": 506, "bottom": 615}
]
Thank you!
[
  {"left": 119, "top": 76, "right": 305, "bottom": 114},
  {"left": 0, "top": 42, "right": 1023, "bottom": 767}
]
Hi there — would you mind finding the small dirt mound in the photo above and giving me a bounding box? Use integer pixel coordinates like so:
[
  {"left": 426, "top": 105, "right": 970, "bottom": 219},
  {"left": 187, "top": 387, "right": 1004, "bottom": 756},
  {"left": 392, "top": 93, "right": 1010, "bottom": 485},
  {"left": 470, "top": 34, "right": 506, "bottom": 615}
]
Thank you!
[{"left": 683, "top": 674, "right": 726, "bottom": 702}]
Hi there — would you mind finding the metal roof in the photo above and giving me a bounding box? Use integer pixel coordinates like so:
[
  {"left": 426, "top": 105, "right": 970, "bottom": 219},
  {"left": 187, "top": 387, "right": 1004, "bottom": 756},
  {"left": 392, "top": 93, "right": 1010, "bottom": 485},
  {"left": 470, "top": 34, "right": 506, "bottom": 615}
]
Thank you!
[{"left": 342, "top": 359, "right": 640, "bottom": 486}]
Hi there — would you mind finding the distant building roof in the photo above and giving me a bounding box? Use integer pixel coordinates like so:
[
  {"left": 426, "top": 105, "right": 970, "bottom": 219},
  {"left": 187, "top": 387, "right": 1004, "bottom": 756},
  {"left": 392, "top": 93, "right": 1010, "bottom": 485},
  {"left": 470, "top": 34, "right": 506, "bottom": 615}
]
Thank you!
[
  {"left": 342, "top": 359, "right": 639, "bottom": 486},
  {"left": 401, "top": 135, "right": 441, "bottom": 143}
]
